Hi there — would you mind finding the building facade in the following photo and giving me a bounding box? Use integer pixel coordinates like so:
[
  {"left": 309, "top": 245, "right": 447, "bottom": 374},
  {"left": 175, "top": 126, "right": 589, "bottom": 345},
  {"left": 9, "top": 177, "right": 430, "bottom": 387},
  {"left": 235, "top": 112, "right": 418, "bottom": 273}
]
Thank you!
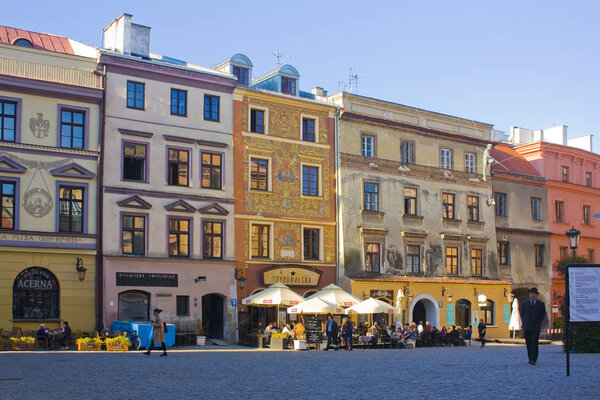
[
  {"left": 218, "top": 56, "right": 338, "bottom": 333},
  {"left": 332, "top": 92, "right": 511, "bottom": 337},
  {"left": 99, "top": 15, "right": 238, "bottom": 342},
  {"left": 490, "top": 144, "right": 552, "bottom": 320},
  {"left": 0, "top": 27, "right": 102, "bottom": 332},
  {"left": 514, "top": 140, "right": 600, "bottom": 327}
]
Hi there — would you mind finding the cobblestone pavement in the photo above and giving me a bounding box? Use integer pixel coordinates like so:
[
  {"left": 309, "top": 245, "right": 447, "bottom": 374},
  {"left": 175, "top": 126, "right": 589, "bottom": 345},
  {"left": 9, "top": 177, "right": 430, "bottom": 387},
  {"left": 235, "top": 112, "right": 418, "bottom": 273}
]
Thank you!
[{"left": 1, "top": 344, "right": 599, "bottom": 400}]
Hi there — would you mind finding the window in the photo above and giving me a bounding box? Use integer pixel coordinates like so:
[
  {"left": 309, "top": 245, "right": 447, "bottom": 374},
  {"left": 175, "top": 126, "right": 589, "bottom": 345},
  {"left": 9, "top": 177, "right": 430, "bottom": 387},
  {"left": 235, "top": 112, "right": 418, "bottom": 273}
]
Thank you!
[
  {"left": 123, "top": 142, "right": 147, "bottom": 182},
  {"left": 481, "top": 300, "right": 494, "bottom": 325},
  {"left": 442, "top": 193, "right": 455, "bottom": 219},
  {"left": 401, "top": 141, "right": 414, "bottom": 164},
  {"left": 122, "top": 215, "right": 145, "bottom": 255},
  {"left": 440, "top": 148, "right": 452, "bottom": 170},
  {"left": 281, "top": 77, "right": 296, "bottom": 95},
  {"left": 168, "top": 218, "right": 190, "bottom": 257},
  {"left": 302, "top": 118, "right": 316, "bottom": 142},
  {"left": 0, "top": 100, "right": 17, "bottom": 142},
  {"left": 251, "top": 224, "right": 270, "bottom": 258},
  {"left": 13, "top": 38, "right": 33, "bottom": 47},
  {"left": 534, "top": 244, "right": 545, "bottom": 267},
  {"left": 362, "top": 135, "right": 374, "bottom": 157},
  {"left": 303, "top": 228, "right": 320, "bottom": 260},
  {"left": 404, "top": 188, "right": 417, "bottom": 215},
  {"left": 498, "top": 242, "right": 510, "bottom": 265},
  {"left": 583, "top": 205, "right": 591, "bottom": 225},
  {"left": 555, "top": 201, "right": 564, "bottom": 222},
  {"left": 302, "top": 165, "right": 319, "bottom": 196},
  {"left": 201, "top": 152, "right": 222, "bottom": 189},
  {"left": 465, "top": 153, "right": 476, "bottom": 173},
  {"left": 232, "top": 66, "right": 249, "bottom": 85},
  {"left": 250, "top": 158, "right": 269, "bottom": 191},
  {"left": 127, "top": 81, "right": 144, "bottom": 110},
  {"left": 363, "top": 183, "right": 379, "bottom": 211},
  {"left": 204, "top": 95, "right": 220, "bottom": 121},
  {"left": 250, "top": 109, "right": 265, "bottom": 133},
  {"left": 60, "top": 109, "right": 85, "bottom": 149},
  {"left": 467, "top": 196, "right": 479, "bottom": 222},
  {"left": 471, "top": 249, "right": 482, "bottom": 276},
  {"left": 446, "top": 247, "right": 458, "bottom": 275},
  {"left": 559, "top": 246, "right": 568, "bottom": 260},
  {"left": 203, "top": 220, "right": 223, "bottom": 259},
  {"left": 586, "top": 172, "right": 592, "bottom": 187},
  {"left": 170, "top": 89, "right": 187, "bottom": 116},
  {"left": 0, "top": 181, "right": 15, "bottom": 229},
  {"left": 365, "top": 243, "right": 381, "bottom": 273},
  {"left": 176, "top": 296, "right": 189, "bottom": 316},
  {"left": 406, "top": 245, "right": 421, "bottom": 274},
  {"left": 12, "top": 267, "right": 59, "bottom": 320},
  {"left": 588, "top": 249, "right": 595, "bottom": 263},
  {"left": 531, "top": 197, "right": 542, "bottom": 220},
  {"left": 561, "top": 166, "right": 569, "bottom": 182},
  {"left": 495, "top": 192, "right": 507, "bottom": 217},
  {"left": 167, "top": 148, "right": 189, "bottom": 186},
  {"left": 58, "top": 186, "right": 83, "bottom": 233}
]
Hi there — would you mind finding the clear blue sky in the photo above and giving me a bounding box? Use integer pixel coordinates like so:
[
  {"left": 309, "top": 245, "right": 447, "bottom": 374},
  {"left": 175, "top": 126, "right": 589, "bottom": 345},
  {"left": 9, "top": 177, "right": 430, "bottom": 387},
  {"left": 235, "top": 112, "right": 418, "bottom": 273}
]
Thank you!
[{"left": 3, "top": 1, "right": 599, "bottom": 150}]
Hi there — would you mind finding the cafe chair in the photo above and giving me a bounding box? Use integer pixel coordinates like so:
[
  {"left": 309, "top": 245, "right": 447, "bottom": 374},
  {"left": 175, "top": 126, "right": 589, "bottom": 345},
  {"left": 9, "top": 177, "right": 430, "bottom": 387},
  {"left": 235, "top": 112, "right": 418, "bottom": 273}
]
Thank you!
[{"left": 35, "top": 334, "right": 49, "bottom": 349}]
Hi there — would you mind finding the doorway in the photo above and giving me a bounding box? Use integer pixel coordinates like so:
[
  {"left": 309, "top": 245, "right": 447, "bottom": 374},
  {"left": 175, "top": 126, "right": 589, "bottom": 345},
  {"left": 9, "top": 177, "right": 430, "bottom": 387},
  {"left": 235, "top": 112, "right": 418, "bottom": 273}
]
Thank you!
[
  {"left": 202, "top": 294, "right": 224, "bottom": 339},
  {"left": 412, "top": 301, "right": 426, "bottom": 325},
  {"left": 410, "top": 295, "right": 439, "bottom": 328},
  {"left": 455, "top": 299, "right": 471, "bottom": 328}
]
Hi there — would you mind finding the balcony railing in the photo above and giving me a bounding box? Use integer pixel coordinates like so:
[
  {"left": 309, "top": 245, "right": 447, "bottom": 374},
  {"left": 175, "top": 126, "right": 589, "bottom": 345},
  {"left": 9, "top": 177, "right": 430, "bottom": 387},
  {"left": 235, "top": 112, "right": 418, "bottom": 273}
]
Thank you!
[{"left": 0, "top": 56, "right": 102, "bottom": 89}]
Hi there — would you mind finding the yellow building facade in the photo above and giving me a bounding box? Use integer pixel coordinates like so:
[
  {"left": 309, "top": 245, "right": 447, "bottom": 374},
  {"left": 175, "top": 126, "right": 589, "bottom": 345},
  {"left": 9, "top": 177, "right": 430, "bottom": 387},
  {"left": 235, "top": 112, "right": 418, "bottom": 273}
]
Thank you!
[{"left": 0, "top": 33, "right": 101, "bottom": 333}]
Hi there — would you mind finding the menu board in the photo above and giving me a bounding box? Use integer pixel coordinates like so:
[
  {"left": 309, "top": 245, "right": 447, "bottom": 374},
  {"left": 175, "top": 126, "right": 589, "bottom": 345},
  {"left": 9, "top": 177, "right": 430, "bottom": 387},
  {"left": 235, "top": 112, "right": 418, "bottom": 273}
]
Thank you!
[
  {"left": 568, "top": 266, "right": 600, "bottom": 323},
  {"left": 304, "top": 314, "right": 323, "bottom": 344}
]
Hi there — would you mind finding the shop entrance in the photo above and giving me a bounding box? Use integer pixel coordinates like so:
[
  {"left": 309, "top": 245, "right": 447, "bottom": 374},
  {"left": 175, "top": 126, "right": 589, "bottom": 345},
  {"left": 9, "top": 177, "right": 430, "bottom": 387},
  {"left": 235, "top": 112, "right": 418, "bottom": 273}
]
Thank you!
[
  {"left": 118, "top": 290, "right": 150, "bottom": 321},
  {"left": 412, "top": 301, "right": 426, "bottom": 325},
  {"left": 410, "top": 295, "right": 439, "bottom": 328},
  {"left": 455, "top": 299, "right": 471, "bottom": 328},
  {"left": 202, "top": 294, "right": 224, "bottom": 339}
]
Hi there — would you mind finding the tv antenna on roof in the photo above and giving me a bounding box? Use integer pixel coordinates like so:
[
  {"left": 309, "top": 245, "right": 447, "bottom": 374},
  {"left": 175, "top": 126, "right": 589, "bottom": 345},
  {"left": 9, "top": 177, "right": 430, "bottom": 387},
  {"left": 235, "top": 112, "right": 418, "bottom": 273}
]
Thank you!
[
  {"left": 338, "top": 68, "right": 360, "bottom": 93},
  {"left": 272, "top": 49, "right": 284, "bottom": 65}
]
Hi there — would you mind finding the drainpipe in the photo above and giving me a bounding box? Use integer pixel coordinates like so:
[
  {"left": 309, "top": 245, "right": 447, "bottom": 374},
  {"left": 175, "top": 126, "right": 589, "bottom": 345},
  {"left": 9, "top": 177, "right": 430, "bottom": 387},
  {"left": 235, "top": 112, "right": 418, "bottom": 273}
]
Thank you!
[
  {"left": 335, "top": 106, "right": 341, "bottom": 286},
  {"left": 95, "top": 63, "right": 107, "bottom": 331}
]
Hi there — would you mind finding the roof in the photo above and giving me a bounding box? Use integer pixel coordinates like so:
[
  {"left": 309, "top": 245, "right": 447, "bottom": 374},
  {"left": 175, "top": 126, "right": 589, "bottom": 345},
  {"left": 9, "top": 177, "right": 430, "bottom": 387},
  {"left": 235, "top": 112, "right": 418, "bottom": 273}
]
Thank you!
[
  {"left": 253, "top": 64, "right": 300, "bottom": 84},
  {"left": 0, "top": 25, "right": 74, "bottom": 54},
  {"left": 491, "top": 143, "right": 542, "bottom": 178},
  {"left": 341, "top": 111, "right": 495, "bottom": 146},
  {"left": 348, "top": 275, "right": 511, "bottom": 285}
]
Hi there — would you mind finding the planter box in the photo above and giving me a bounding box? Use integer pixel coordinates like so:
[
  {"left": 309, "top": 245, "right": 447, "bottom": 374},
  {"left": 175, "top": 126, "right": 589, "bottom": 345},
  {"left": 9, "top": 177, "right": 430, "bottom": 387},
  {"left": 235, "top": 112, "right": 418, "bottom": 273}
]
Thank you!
[
  {"left": 269, "top": 337, "right": 288, "bottom": 350},
  {"left": 11, "top": 342, "right": 34, "bottom": 351},
  {"left": 106, "top": 342, "right": 129, "bottom": 351},
  {"left": 196, "top": 336, "right": 206, "bottom": 346},
  {"left": 250, "top": 335, "right": 265, "bottom": 348},
  {"left": 77, "top": 342, "right": 102, "bottom": 351},
  {"left": 293, "top": 340, "right": 307, "bottom": 350}
]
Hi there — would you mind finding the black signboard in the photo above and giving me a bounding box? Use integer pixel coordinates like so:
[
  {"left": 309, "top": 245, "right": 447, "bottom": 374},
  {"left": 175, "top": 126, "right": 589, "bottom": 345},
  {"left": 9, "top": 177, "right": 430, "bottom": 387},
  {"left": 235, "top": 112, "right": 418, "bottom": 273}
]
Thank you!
[
  {"left": 116, "top": 272, "right": 178, "bottom": 287},
  {"left": 304, "top": 314, "right": 323, "bottom": 344}
]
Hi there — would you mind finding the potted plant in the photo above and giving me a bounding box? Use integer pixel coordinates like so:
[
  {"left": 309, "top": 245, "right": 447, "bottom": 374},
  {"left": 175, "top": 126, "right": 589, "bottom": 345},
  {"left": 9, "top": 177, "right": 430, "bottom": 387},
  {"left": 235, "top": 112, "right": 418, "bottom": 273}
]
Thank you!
[
  {"left": 269, "top": 332, "right": 289, "bottom": 350},
  {"left": 250, "top": 333, "right": 266, "bottom": 348},
  {"left": 76, "top": 337, "right": 103, "bottom": 351},
  {"left": 9, "top": 336, "right": 35, "bottom": 351},
  {"left": 105, "top": 335, "right": 131, "bottom": 351}
]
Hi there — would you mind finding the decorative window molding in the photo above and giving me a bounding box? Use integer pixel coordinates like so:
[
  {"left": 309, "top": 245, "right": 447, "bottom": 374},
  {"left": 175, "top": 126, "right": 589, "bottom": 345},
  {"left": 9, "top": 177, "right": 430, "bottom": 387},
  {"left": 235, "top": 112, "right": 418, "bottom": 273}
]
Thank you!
[
  {"left": 164, "top": 199, "right": 196, "bottom": 213},
  {"left": 118, "top": 128, "right": 153, "bottom": 138},
  {"left": 198, "top": 202, "right": 229, "bottom": 215},
  {"left": 0, "top": 154, "right": 27, "bottom": 173},
  {"left": 50, "top": 162, "right": 95, "bottom": 179},
  {"left": 117, "top": 195, "right": 152, "bottom": 210},
  {"left": 162, "top": 134, "right": 195, "bottom": 144}
]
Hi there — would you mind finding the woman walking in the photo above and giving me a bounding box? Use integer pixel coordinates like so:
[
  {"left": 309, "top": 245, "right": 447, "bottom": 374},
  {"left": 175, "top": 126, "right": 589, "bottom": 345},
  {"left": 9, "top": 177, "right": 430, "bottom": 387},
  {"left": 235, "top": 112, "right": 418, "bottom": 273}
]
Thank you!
[
  {"left": 478, "top": 319, "right": 486, "bottom": 348},
  {"left": 144, "top": 308, "right": 167, "bottom": 357}
]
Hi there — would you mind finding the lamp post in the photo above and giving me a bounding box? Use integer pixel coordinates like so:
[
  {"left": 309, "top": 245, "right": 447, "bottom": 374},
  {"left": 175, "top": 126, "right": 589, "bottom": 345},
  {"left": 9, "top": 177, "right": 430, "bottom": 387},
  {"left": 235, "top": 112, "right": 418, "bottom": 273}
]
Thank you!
[{"left": 565, "top": 226, "right": 581, "bottom": 256}]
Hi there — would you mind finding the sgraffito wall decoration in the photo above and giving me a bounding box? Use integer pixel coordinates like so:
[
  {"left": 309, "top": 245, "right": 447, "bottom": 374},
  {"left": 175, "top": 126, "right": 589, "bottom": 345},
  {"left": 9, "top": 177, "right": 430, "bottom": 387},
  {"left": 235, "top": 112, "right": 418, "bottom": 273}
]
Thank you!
[{"left": 29, "top": 113, "right": 50, "bottom": 139}]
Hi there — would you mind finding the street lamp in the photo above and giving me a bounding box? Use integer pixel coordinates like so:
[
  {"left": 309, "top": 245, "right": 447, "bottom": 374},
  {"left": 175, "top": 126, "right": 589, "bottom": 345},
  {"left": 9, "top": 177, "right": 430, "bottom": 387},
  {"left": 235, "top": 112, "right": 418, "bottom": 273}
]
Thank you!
[
  {"left": 565, "top": 226, "right": 581, "bottom": 256},
  {"left": 75, "top": 258, "right": 87, "bottom": 282}
]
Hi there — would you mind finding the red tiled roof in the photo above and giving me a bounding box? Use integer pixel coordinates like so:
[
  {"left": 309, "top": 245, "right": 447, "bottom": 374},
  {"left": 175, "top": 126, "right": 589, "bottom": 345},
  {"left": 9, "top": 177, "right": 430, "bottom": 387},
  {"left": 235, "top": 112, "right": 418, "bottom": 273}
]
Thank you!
[
  {"left": 0, "top": 25, "right": 74, "bottom": 55},
  {"left": 341, "top": 111, "right": 495, "bottom": 146},
  {"left": 348, "top": 275, "right": 511, "bottom": 285},
  {"left": 491, "top": 143, "right": 541, "bottom": 178}
]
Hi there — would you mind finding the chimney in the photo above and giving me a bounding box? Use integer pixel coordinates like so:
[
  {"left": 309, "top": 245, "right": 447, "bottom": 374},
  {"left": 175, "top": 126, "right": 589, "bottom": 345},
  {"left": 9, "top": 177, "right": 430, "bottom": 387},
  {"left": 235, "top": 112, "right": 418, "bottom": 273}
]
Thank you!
[
  {"left": 103, "top": 13, "right": 151, "bottom": 58},
  {"left": 311, "top": 87, "right": 328, "bottom": 97}
]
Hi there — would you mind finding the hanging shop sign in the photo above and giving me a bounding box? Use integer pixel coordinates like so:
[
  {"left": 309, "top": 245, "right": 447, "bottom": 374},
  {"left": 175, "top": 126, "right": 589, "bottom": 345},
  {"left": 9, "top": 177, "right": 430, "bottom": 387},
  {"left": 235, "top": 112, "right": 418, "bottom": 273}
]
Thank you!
[
  {"left": 370, "top": 289, "right": 393, "bottom": 301},
  {"left": 262, "top": 265, "right": 321, "bottom": 287}
]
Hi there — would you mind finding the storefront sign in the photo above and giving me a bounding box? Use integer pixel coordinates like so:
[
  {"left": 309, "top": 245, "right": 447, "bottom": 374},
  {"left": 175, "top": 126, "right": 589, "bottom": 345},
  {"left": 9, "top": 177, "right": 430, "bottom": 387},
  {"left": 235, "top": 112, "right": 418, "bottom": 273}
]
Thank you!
[
  {"left": 446, "top": 304, "right": 454, "bottom": 326},
  {"left": 15, "top": 267, "right": 57, "bottom": 290},
  {"left": 370, "top": 290, "right": 393, "bottom": 300},
  {"left": 116, "top": 272, "right": 178, "bottom": 287},
  {"left": 262, "top": 265, "right": 321, "bottom": 287},
  {"left": 503, "top": 304, "right": 510, "bottom": 325}
]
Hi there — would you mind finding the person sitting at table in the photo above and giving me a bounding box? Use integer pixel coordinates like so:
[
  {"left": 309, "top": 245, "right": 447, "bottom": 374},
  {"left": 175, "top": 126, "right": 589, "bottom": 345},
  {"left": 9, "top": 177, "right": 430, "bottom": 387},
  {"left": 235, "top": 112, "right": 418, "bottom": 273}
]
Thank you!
[
  {"left": 293, "top": 319, "right": 306, "bottom": 340},
  {"left": 282, "top": 323, "right": 294, "bottom": 337},
  {"left": 58, "top": 321, "right": 71, "bottom": 350},
  {"left": 363, "top": 322, "right": 379, "bottom": 348},
  {"left": 37, "top": 324, "right": 48, "bottom": 337},
  {"left": 263, "top": 322, "right": 277, "bottom": 345}
]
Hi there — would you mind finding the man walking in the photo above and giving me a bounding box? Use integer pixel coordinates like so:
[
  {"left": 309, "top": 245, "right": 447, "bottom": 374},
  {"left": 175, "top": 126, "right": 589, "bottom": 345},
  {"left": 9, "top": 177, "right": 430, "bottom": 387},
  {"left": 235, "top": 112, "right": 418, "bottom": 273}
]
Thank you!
[
  {"left": 520, "top": 287, "right": 547, "bottom": 365},
  {"left": 324, "top": 314, "right": 338, "bottom": 351}
]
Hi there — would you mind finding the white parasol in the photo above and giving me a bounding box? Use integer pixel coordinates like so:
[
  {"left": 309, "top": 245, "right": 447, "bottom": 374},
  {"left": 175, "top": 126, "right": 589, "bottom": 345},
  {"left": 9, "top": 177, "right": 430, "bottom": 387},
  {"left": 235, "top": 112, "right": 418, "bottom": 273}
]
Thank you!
[
  {"left": 395, "top": 289, "right": 404, "bottom": 312},
  {"left": 345, "top": 297, "right": 396, "bottom": 315},
  {"left": 305, "top": 283, "right": 362, "bottom": 307},
  {"left": 287, "top": 297, "right": 344, "bottom": 314},
  {"left": 508, "top": 298, "right": 522, "bottom": 336},
  {"left": 242, "top": 282, "right": 305, "bottom": 306}
]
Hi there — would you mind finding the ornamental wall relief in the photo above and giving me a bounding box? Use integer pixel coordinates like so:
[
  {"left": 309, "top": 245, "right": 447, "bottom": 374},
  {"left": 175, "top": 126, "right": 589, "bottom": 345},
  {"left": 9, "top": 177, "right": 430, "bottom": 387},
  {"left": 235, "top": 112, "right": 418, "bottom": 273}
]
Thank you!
[{"left": 30, "top": 113, "right": 50, "bottom": 139}]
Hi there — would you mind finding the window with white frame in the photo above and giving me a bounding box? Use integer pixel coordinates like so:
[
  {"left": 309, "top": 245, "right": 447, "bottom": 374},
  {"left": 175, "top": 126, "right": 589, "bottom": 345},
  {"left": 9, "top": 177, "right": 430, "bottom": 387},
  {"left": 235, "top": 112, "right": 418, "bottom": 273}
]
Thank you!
[
  {"left": 362, "top": 135, "right": 374, "bottom": 157},
  {"left": 465, "top": 153, "right": 476, "bottom": 173},
  {"left": 440, "top": 148, "right": 452, "bottom": 170}
]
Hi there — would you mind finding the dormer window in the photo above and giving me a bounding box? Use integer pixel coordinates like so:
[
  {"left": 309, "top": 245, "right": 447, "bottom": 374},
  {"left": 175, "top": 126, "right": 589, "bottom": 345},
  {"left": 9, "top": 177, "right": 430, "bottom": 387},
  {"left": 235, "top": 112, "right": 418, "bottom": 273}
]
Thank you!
[
  {"left": 281, "top": 77, "right": 296, "bottom": 95},
  {"left": 233, "top": 66, "right": 249, "bottom": 86},
  {"left": 13, "top": 38, "right": 33, "bottom": 47}
]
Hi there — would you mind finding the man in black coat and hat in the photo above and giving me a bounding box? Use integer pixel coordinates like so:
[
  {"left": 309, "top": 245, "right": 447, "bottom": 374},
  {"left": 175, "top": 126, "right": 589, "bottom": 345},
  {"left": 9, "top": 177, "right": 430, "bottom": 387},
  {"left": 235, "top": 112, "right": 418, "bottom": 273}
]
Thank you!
[
  {"left": 520, "top": 287, "right": 547, "bottom": 365},
  {"left": 323, "top": 314, "right": 338, "bottom": 351}
]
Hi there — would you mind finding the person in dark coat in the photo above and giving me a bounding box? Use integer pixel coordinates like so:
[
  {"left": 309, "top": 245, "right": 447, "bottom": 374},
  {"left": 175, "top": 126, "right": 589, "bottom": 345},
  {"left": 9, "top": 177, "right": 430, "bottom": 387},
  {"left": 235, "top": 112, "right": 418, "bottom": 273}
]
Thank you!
[
  {"left": 478, "top": 319, "right": 486, "bottom": 347},
  {"left": 323, "top": 314, "right": 338, "bottom": 351},
  {"left": 341, "top": 316, "right": 354, "bottom": 350},
  {"left": 520, "top": 287, "right": 547, "bottom": 365}
]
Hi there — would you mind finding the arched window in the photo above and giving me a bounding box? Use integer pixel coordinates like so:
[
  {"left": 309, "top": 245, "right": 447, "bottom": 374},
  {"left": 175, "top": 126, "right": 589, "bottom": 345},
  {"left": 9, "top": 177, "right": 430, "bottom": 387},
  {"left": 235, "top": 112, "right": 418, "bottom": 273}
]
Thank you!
[
  {"left": 13, "top": 38, "right": 33, "bottom": 47},
  {"left": 118, "top": 290, "right": 150, "bottom": 321},
  {"left": 13, "top": 267, "right": 59, "bottom": 320},
  {"left": 481, "top": 299, "right": 495, "bottom": 325}
]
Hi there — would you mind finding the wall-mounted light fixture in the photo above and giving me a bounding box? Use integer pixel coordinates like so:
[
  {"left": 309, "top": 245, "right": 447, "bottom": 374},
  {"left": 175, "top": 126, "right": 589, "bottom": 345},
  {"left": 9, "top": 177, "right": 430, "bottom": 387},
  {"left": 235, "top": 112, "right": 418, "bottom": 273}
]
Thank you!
[
  {"left": 234, "top": 268, "right": 246, "bottom": 289},
  {"left": 566, "top": 226, "right": 581, "bottom": 256},
  {"left": 194, "top": 276, "right": 207, "bottom": 283},
  {"left": 442, "top": 287, "right": 453, "bottom": 303},
  {"left": 75, "top": 257, "right": 87, "bottom": 282}
]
